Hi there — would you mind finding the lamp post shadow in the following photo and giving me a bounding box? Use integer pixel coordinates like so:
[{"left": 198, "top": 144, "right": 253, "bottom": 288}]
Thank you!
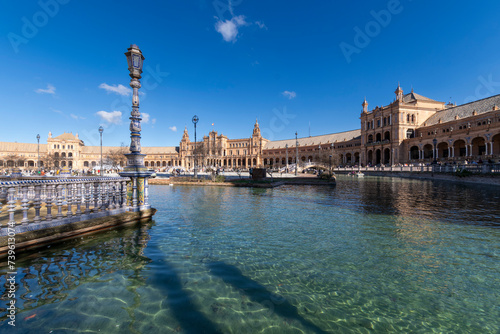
[
  {"left": 148, "top": 259, "right": 222, "bottom": 334},
  {"left": 207, "top": 261, "right": 327, "bottom": 334}
]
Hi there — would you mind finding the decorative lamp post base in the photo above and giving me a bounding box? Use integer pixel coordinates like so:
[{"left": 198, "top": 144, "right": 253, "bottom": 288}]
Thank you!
[{"left": 119, "top": 153, "right": 152, "bottom": 212}]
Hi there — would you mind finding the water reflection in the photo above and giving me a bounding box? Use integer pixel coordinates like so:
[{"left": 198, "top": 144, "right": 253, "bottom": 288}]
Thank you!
[
  {"left": 0, "top": 221, "right": 154, "bottom": 327},
  {"left": 340, "top": 176, "right": 500, "bottom": 226}
]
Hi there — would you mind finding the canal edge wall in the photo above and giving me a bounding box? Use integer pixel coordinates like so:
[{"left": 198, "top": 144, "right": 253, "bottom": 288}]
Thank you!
[
  {"left": 149, "top": 178, "right": 336, "bottom": 187},
  {"left": 0, "top": 208, "right": 156, "bottom": 257},
  {"left": 345, "top": 171, "right": 500, "bottom": 186}
]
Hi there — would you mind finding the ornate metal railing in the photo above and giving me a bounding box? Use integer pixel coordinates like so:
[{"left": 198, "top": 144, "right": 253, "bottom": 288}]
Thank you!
[{"left": 0, "top": 177, "right": 129, "bottom": 234}]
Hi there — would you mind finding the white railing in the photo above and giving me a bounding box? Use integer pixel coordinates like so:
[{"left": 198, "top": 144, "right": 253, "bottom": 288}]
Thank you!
[{"left": 0, "top": 177, "right": 129, "bottom": 234}]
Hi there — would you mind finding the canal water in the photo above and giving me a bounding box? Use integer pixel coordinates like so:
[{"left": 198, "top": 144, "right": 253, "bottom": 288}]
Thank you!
[{"left": 1, "top": 176, "right": 499, "bottom": 333}]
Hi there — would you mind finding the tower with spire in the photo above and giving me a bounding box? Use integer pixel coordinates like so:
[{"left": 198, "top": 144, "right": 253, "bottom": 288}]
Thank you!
[
  {"left": 252, "top": 118, "right": 261, "bottom": 137},
  {"left": 362, "top": 98, "right": 369, "bottom": 113},
  {"left": 395, "top": 83, "right": 403, "bottom": 102}
]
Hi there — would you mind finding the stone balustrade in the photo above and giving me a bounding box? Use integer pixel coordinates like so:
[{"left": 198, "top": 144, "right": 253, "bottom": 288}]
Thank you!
[
  {"left": 334, "top": 164, "right": 500, "bottom": 173},
  {"left": 0, "top": 177, "right": 130, "bottom": 235}
]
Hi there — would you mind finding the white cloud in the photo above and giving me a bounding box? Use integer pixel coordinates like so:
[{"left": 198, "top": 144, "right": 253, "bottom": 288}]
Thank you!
[
  {"left": 215, "top": 15, "right": 248, "bottom": 42},
  {"left": 282, "top": 91, "right": 297, "bottom": 99},
  {"left": 96, "top": 110, "right": 122, "bottom": 124},
  {"left": 70, "top": 113, "right": 86, "bottom": 120},
  {"left": 51, "top": 108, "right": 63, "bottom": 114},
  {"left": 152, "top": 118, "right": 157, "bottom": 125},
  {"left": 36, "top": 84, "right": 56, "bottom": 94},
  {"left": 169, "top": 126, "right": 177, "bottom": 132},
  {"left": 99, "top": 83, "right": 131, "bottom": 96},
  {"left": 142, "top": 112, "right": 150, "bottom": 123}
]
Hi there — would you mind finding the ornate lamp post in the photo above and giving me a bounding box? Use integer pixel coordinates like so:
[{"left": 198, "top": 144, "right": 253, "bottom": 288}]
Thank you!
[
  {"left": 433, "top": 138, "right": 438, "bottom": 164},
  {"left": 36, "top": 134, "right": 40, "bottom": 172},
  {"left": 119, "top": 44, "right": 152, "bottom": 212},
  {"left": 99, "top": 126, "right": 104, "bottom": 176},
  {"left": 285, "top": 144, "right": 288, "bottom": 173},
  {"left": 295, "top": 132, "right": 299, "bottom": 176},
  {"left": 192, "top": 115, "right": 199, "bottom": 178}
]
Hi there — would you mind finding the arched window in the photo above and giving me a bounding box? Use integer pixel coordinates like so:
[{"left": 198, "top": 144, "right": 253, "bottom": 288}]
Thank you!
[{"left": 384, "top": 131, "right": 390, "bottom": 141}]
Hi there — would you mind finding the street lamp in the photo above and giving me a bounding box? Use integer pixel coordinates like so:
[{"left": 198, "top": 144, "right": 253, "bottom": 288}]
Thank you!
[
  {"left": 329, "top": 155, "right": 332, "bottom": 175},
  {"left": 119, "top": 44, "right": 152, "bottom": 212},
  {"left": 99, "top": 126, "right": 104, "bottom": 176},
  {"left": 285, "top": 144, "right": 288, "bottom": 173},
  {"left": 36, "top": 134, "right": 40, "bottom": 172},
  {"left": 432, "top": 138, "right": 438, "bottom": 164},
  {"left": 192, "top": 115, "right": 199, "bottom": 178},
  {"left": 295, "top": 132, "right": 299, "bottom": 176}
]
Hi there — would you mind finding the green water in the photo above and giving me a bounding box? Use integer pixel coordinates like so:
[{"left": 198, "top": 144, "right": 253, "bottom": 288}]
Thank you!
[{"left": 1, "top": 176, "right": 499, "bottom": 333}]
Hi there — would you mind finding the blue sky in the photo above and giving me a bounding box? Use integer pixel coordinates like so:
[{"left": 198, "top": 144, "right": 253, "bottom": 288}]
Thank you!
[{"left": 2, "top": 0, "right": 500, "bottom": 148}]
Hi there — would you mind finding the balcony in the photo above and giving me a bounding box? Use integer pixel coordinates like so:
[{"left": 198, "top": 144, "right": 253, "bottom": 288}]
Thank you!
[{"left": 366, "top": 140, "right": 390, "bottom": 147}]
